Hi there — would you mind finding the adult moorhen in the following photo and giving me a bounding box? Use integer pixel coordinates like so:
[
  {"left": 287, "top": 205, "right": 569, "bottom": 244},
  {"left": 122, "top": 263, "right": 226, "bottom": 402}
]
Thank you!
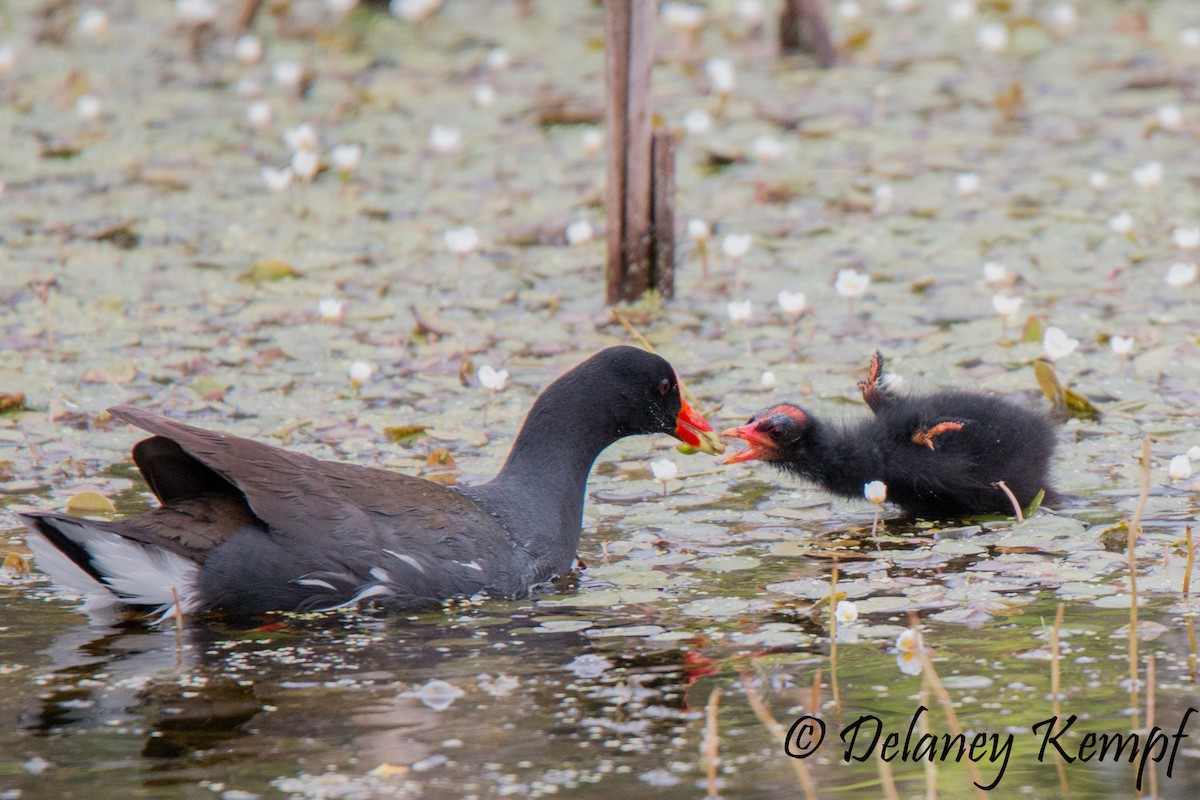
[
  {"left": 19, "top": 346, "right": 715, "bottom": 617},
  {"left": 721, "top": 352, "right": 1056, "bottom": 518}
]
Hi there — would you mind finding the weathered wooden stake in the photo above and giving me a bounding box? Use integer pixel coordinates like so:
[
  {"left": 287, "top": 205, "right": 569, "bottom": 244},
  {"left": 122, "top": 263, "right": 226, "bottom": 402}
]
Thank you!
[
  {"left": 651, "top": 128, "right": 676, "bottom": 300},
  {"left": 605, "top": 0, "right": 674, "bottom": 304},
  {"left": 779, "top": 0, "right": 837, "bottom": 68}
]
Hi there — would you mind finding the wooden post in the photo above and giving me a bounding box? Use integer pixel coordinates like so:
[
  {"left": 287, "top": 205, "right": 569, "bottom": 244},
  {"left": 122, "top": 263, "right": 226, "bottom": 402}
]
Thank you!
[
  {"left": 651, "top": 129, "right": 676, "bottom": 300},
  {"left": 605, "top": 0, "right": 667, "bottom": 304},
  {"left": 233, "top": 0, "right": 265, "bottom": 36},
  {"left": 779, "top": 0, "right": 837, "bottom": 69}
]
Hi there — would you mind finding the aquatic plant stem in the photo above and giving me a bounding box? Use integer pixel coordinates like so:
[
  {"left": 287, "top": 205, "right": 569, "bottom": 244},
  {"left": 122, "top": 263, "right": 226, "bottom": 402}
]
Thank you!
[
  {"left": 1128, "top": 436, "right": 1151, "bottom": 730},
  {"left": 740, "top": 668, "right": 819, "bottom": 800},
  {"left": 829, "top": 558, "right": 841, "bottom": 717},
  {"left": 993, "top": 480, "right": 1024, "bottom": 522},
  {"left": 702, "top": 686, "right": 722, "bottom": 799},
  {"left": 917, "top": 637, "right": 989, "bottom": 799},
  {"left": 1184, "top": 525, "right": 1194, "bottom": 598},
  {"left": 1187, "top": 527, "right": 1198, "bottom": 683},
  {"left": 1147, "top": 653, "right": 1158, "bottom": 799}
]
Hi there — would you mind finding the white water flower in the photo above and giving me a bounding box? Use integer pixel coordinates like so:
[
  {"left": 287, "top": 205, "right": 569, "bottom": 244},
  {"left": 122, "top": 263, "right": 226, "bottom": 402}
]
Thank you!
[
  {"left": 835, "top": 268, "right": 870, "bottom": 298},
  {"left": 1043, "top": 326, "right": 1079, "bottom": 361},
  {"left": 443, "top": 226, "right": 479, "bottom": 256},
  {"left": 661, "top": 2, "right": 706, "bottom": 34},
  {"left": 391, "top": 0, "right": 444, "bottom": 22},
  {"left": 837, "top": 1, "right": 863, "bottom": 22},
  {"left": 78, "top": 8, "right": 110, "bottom": 38},
  {"left": 473, "top": 84, "right": 496, "bottom": 109},
  {"left": 873, "top": 184, "right": 895, "bottom": 214},
  {"left": 682, "top": 108, "right": 712, "bottom": 135},
  {"left": 956, "top": 172, "right": 980, "bottom": 196},
  {"left": 687, "top": 219, "right": 711, "bottom": 242},
  {"left": 317, "top": 298, "right": 344, "bottom": 322},
  {"left": 404, "top": 678, "right": 464, "bottom": 711},
  {"left": 581, "top": 128, "right": 603, "bottom": 156},
  {"left": 478, "top": 364, "right": 509, "bottom": 392},
  {"left": 1166, "top": 262, "right": 1198, "bottom": 287},
  {"left": 331, "top": 143, "right": 362, "bottom": 173},
  {"left": 1089, "top": 171, "right": 1109, "bottom": 192},
  {"left": 485, "top": 47, "right": 511, "bottom": 71},
  {"left": 650, "top": 458, "right": 679, "bottom": 482},
  {"left": 727, "top": 299, "right": 752, "bottom": 323},
  {"left": 272, "top": 60, "right": 304, "bottom": 89},
  {"left": 1188, "top": 446, "right": 1200, "bottom": 463},
  {"left": 706, "top": 57, "right": 736, "bottom": 95},
  {"left": 1168, "top": 455, "right": 1192, "bottom": 481},
  {"left": 947, "top": 0, "right": 975, "bottom": 23},
  {"left": 1157, "top": 104, "right": 1184, "bottom": 131},
  {"left": 777, "top": 290, "right": 807, "bottom": 316},
  {"left": 1132, "top": 161, "right": 1163, "bottom": 190},
  {"left": 1183, "top": 28, "right": 1200, "bottom": 49},
  {"left": 76, "top": 94, "right": 102, "bottom": 120},
  {"left": 429, "top": 124, "right": 461, "bottom": 155},
  {"left": 1174, "top": 228, "right": 1200, "bottom": 251},
  {"left": 565, "top": 219, "right": 594, "bottom": 246},
  {"left": 760, "top": 370, "right": 777, "bottom": 390},
  {"left": 864, "top": 480, "right": 887, "bottom": 505},
  {"left": 977, "top": 23, "right": 1009, "bottom": 54},
  {"left": 291, "top": 149, "right": 319, "bottom": 182},
  {"left": 1109, "top": 212, "right": 1133, "bottom": 235},
  {"left": 752, "top": 135, "right": 784, "bottom": 163},
  {"left": 835, "top": 600, "right": 859, "bottom": 624},
  {"left": 992, "top": 293, "right": 1023, "bottom": 321},
  {"left": 283, "top": 123, "right": 318, "bottom": 152},
  {"left": 722, "top": 233, "right": 752, "bottom": 259},
  {"left": 1110, "top": 335, "right": 1133, "bottom": 355},
  {"left": 246, "top": 100, "right": 272, "bottom": 129},
  {"left": 261, "top": 166, "right": 293, "bottom": 192},
  {"left": 235, "top": 34, "right": 263, "bottom": 64},
  {"left": 1050, "top": 3, "right": 1077, "bottom": 35},
  {"left": 176, "top": 0, "right": 218, "bottom": 25},
  {"left": 982, "top": 261, "right": 1007, "bottom": 283},
  {"left": 895, "top": 629, "right": 924, "bottom": 676},
  {"left": 0, "top": 46, "right": 15, "bottom": 75},
  {"left": 349, "top": 361, "right": 374, "bottom": 387}
]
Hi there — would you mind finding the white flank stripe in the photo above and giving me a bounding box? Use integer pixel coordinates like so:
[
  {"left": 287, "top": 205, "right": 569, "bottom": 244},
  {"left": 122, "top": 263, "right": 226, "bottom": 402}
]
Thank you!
[
  {"left": 384, "top": 549, "right": 426, "bottom": 574},
  {"left": 318, "top": 583, "right": 391, "bottom": 612},
  {"left": 295, "top": 578, "right": 338, "bottom": 591}
]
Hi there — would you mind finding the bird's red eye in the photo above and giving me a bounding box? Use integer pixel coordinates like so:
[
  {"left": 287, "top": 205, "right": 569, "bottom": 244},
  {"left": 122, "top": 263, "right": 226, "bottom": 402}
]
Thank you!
[{"left": 658, "top": 378, "right": 671, "bottom": 396}]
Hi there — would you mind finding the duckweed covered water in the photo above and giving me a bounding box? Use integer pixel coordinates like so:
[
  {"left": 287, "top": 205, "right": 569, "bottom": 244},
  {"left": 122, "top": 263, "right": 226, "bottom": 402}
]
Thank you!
[{"left": 3, "top": 0, "right": 1200, "bottom": 797}]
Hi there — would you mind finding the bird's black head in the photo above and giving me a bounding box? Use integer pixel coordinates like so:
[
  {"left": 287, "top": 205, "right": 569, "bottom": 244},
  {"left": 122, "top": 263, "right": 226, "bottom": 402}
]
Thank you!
[
  {"left": 530, "top": 346, "right": 716, "bottom": 452},
  {"left": 720, "top": 403, "right": 812, "bottom": 464}
]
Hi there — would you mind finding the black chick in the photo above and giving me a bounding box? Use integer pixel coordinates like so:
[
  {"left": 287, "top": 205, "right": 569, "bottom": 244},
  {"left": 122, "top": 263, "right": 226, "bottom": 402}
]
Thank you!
[{"left": 721, "top": 352, "right": 1057, "bottom": 518}]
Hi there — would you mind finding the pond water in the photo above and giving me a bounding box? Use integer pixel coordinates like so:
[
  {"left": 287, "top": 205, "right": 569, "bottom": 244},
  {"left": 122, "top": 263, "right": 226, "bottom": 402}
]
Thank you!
[{"left": 3, "top": 0, "right": 1200, "bottom": 797}]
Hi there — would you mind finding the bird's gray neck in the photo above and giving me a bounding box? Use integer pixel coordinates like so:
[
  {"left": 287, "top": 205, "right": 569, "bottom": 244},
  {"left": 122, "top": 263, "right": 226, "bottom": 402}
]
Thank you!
[{"left": 468, "top": 388, "right": 619, "bottom": 577}]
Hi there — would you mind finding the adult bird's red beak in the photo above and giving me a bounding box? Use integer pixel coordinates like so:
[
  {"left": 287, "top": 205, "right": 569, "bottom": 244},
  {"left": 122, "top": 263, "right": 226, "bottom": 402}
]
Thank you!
[
  {"left": 719, "top": 423, "right": 771, "bottom": 464},
  {"left": 675, "top": 398, "right": 714, "bottom": 449}
]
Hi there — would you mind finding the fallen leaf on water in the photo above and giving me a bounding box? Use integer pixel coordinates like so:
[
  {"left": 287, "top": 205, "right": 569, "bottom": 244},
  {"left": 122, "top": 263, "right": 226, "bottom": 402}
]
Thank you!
[
  {"left": 383, "top": 425, "right": 429, "bottom": 444},
  {"left": 66, "top": 491, "right": 116, "bottom": 514},
  {"left": 240, "top": 258, "right": 298, "bottom": 282},
  {"left": 0, "top": 393, "right": 25, "bottom": 413}
]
